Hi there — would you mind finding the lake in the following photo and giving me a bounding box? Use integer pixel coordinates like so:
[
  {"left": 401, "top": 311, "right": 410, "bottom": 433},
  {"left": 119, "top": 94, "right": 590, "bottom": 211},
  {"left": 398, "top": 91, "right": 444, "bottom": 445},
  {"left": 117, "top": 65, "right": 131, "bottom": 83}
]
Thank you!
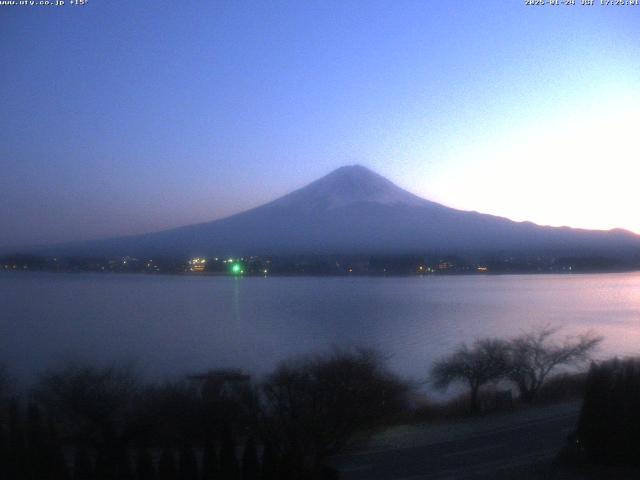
[{"left": 1, "top": 271, "right": 640, "bottom": 388}]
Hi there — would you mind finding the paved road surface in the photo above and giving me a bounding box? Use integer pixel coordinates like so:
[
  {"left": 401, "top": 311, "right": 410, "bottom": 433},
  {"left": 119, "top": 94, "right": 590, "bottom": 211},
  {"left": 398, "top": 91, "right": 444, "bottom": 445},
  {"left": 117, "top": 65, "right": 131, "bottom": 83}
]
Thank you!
[{"left": 332, "top": 402, "right": 581, "bottom": 479}]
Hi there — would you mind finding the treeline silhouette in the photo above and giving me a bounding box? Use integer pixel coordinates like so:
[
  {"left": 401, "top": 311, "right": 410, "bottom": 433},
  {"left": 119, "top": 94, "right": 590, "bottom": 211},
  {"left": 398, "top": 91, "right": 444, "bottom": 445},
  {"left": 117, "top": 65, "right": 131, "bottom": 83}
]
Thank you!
[
  {"left": 0, "top": 328, "right": 614, "bottom": 478},
  {"left": 0, "top": 349, "right": 407, "bottom": 480}
]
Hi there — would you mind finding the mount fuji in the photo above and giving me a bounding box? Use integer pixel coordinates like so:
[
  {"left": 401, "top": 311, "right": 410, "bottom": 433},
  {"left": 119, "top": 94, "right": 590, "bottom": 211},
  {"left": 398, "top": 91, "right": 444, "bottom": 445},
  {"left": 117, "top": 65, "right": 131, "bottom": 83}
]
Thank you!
[{"left": 36, "top": 165, "right": 640, "bottom": 259}]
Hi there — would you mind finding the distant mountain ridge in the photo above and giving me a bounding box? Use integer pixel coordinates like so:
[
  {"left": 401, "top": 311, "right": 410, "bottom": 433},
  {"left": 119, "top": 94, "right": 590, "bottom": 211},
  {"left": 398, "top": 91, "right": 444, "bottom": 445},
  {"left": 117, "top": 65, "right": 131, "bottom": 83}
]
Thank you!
[{"left": 24, "top": 165, "right": 640, "bottom": 259}]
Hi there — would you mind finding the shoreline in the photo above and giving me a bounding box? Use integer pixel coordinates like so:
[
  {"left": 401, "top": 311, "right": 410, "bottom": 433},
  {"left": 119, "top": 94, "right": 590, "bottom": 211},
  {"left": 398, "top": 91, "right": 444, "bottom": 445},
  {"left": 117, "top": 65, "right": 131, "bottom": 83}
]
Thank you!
[{"left": 1, "top": 269, "right": 639, "bottom": 279}]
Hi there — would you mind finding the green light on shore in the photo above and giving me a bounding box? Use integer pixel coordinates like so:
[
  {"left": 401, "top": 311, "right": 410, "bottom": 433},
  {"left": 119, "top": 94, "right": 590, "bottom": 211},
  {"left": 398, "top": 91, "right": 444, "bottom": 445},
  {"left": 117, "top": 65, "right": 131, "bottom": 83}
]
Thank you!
[{"left": 231, "top": 263, "right": 242, "bottom": 275}]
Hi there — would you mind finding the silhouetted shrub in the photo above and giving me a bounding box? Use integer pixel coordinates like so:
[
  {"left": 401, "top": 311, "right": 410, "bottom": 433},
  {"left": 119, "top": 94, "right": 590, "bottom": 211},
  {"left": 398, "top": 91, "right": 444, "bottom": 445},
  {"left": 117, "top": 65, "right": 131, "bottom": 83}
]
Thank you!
[
  {"left": 262, "top": 348, "right": 408, "bottom": 477},
  {"left": 189, "top": 369, "right": 260, "bottom": 441},
  {"left": 577, "top": 358, "right": 640, "bottom": 465},
  {"left": 3, "top": 350, "right": 411, "bottom": 480},
  {"left": 33, "top": 363, "right": 139, "bottom": 447},
  {"left": 534, "top": 372, "right": 587, "bottom": 404}
]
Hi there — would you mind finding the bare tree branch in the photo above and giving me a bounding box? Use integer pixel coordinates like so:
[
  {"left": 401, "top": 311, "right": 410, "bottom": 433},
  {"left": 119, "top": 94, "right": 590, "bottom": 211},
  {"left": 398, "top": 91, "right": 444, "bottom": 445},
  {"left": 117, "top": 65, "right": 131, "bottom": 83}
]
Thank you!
[{"left": 507, "top": 326, "right": 602, "bottom": 403}]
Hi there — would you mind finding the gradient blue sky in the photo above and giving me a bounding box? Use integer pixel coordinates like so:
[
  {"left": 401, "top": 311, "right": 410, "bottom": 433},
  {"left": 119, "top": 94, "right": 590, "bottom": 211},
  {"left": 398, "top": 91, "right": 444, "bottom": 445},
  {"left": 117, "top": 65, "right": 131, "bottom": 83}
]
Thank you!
[{"left": 1, "top": 1, "right": 639, "bottom": 247}]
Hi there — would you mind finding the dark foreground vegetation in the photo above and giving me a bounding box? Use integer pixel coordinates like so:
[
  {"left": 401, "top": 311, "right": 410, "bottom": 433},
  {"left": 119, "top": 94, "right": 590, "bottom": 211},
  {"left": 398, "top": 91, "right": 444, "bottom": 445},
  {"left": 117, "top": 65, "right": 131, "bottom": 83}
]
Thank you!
[
  {"left": 573, "top": 357, "right": 640, "bottom": 466},
  {"left": 1, "top": 326, "right": 631, "bottom": 479},
  {"left": 0, "top": 349, "right": 406, "bottom": 480}
]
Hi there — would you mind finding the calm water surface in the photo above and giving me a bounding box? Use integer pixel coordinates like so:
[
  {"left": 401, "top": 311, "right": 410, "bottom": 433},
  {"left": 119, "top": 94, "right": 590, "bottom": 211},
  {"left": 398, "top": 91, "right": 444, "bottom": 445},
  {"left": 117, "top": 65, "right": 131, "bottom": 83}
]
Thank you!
[{"left": 1, "top": 272, "right": 640, "bottom": 386}]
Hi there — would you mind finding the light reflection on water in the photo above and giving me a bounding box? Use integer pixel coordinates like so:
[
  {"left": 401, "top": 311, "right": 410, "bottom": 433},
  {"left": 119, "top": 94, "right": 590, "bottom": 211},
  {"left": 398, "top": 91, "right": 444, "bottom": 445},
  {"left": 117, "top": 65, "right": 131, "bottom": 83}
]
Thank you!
[{"left": 1, "top": 271, "right": 640, "bottom": 387}]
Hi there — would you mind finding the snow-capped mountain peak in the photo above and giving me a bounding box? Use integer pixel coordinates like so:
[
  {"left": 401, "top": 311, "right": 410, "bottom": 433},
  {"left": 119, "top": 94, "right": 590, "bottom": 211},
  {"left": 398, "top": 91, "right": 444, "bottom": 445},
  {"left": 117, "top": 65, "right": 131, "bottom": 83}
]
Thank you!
[{"left": 272, "top": 165, "right": 428, "bottom": 209}]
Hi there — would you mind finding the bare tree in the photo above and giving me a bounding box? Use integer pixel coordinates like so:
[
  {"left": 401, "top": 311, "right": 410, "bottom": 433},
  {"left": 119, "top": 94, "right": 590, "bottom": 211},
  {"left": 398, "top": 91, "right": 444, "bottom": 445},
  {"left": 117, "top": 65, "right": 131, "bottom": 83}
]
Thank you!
[
  {"left": 262, "top": 348, "right": 408, "bottom": 476},
  {"left": 431, "top": 339, "right": 510, "bottom": 412},
  {"left": 507, "top": 326, "right": 602, "bottom": 403}
]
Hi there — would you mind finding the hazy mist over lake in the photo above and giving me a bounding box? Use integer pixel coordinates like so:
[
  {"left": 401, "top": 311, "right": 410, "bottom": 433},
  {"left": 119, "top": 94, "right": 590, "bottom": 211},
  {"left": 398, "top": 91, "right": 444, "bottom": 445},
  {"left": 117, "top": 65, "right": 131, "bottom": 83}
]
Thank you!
[{"left": 2, "top": 272, "right": 640, "bottom": 387}]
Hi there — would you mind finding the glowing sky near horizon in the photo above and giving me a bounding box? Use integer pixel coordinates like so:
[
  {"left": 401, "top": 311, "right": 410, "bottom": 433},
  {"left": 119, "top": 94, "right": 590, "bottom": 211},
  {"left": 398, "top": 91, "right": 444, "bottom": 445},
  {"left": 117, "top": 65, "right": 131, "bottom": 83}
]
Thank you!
[{"left": 1, "top": 1, "right": 639, "bottom": 247}]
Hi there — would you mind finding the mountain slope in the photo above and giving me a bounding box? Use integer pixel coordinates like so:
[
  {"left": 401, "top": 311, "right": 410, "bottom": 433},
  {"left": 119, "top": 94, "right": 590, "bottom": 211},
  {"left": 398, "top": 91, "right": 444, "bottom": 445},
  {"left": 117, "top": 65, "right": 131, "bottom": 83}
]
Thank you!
[{"left": 38, "top": 165, "right": 640, "bottom": 258}]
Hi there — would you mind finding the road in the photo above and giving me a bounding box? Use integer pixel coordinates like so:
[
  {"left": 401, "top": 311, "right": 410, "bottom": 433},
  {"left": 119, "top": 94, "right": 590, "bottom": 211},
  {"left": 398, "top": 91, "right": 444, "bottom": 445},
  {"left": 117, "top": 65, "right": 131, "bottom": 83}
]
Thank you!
[{"left": 332, "top": 402, "right": 581, "bottom": 479}]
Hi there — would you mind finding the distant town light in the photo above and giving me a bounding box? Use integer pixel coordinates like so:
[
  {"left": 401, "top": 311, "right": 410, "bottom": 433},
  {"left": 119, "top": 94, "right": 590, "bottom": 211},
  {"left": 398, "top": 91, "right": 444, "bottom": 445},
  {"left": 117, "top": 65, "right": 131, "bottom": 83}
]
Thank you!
[{"left": 189, "top": 257, "right": 207, "bottom": 272}]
